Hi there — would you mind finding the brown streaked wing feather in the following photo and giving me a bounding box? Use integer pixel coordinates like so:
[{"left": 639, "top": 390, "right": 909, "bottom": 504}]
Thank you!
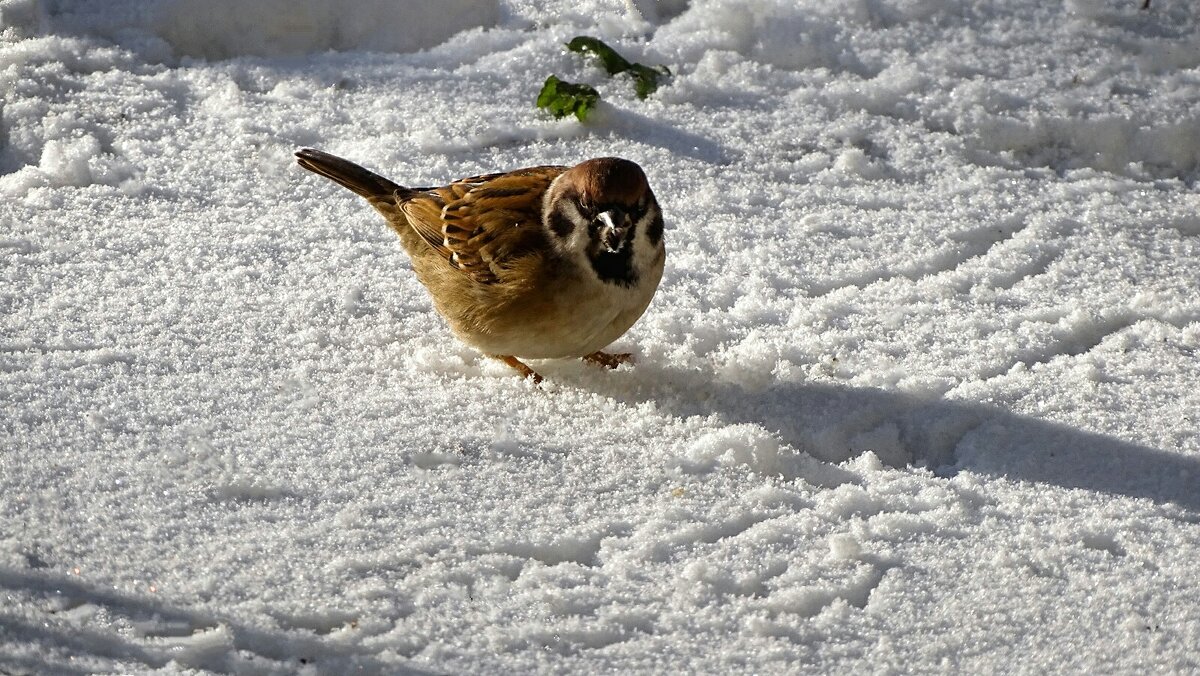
[
  {"left": 393, "top": 173, "right": 516, "bottom": 269},
  {"left": 397, "top": 193, "right": 451, "bottom": 259},
  {"left": 436, "top": 166, "right": 566, "bottom": 284}
]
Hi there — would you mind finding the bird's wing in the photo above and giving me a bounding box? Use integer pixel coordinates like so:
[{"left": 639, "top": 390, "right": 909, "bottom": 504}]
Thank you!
[{"left": 398, "top": 166, "right": 566, "bottom": 284}]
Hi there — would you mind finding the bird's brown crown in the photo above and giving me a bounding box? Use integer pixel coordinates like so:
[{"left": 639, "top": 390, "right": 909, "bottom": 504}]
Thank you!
[{"left": 558, "top": 157, "right": 649, "bottom": 207}]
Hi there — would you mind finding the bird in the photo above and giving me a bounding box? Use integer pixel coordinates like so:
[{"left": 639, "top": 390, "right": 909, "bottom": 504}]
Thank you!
[{"left": 294, "top": 148, "right": 665, "bottom": 384}]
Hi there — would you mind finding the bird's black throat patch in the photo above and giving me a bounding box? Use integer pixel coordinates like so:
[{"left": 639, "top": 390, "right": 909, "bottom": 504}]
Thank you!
[{"left": 589, "top": 247, "right": 638, "bottom": 287}]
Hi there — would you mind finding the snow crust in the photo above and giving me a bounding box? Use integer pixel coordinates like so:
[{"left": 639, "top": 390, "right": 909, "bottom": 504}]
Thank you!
[{"left": 2, "top": 0, "right": 1200, "bottom": 673}]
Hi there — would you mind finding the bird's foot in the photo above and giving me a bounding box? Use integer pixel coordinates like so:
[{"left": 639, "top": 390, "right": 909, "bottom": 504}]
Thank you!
[
  {"left": 496, "top": 355, "right": 543, "bottom": 384},
  {"left": 582, "top": 351, "right": 634, "bottom": 370}
]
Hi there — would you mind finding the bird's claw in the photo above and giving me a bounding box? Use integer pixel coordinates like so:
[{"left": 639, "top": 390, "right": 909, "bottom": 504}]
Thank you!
[{"left": 496, "top": 355, "right": 543, "bottom": 384}]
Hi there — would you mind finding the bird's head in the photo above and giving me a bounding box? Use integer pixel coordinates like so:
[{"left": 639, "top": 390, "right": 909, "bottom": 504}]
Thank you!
[{"left": 543, "top": 157, "right": 664, "bottom": 286}]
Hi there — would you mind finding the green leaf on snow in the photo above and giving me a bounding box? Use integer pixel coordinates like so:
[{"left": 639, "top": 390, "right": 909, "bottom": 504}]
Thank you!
[
  {"left": 536, "top": 75, "right": 601, "bottom": 121},
  {"left": 566, "top": 36, "right": 670, "bottom": 99}
]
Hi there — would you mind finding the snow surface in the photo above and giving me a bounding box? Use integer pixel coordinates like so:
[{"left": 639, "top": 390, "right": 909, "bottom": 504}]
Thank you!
[{"left": 3, "top": 0, "right": 1200, "bottom": 672}]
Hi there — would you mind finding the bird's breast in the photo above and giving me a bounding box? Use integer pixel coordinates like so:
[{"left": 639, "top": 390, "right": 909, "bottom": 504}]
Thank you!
[{"left": 451, "top": 253, "right": 663, "bottom": 360}]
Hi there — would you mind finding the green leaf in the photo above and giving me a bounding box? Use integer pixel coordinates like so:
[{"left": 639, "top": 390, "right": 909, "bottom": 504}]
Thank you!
[
  {"left": 628, "top": 63, "right": 667, "bottom": 99},
  {"left": 536, "top": 76, "right": 560, "bottom": 107},
  {"left": 566, "top": 36, "right": 632, "bottom": 76},
  {"left": 565, "top": 36, "right": 671, "bottom": 99},
  {"left": 535, "top": 75, "right": 600, "bottom": 121}
]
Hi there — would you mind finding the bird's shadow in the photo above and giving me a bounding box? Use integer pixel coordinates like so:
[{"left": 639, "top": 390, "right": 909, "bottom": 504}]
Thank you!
[{"left": 565, "top": 362, "right": 1200, "bottom": 513}]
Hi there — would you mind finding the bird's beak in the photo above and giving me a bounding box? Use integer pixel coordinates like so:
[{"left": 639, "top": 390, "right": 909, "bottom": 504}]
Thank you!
[{"left": 597, "top": 209, "right": 631, "bottom": 253}]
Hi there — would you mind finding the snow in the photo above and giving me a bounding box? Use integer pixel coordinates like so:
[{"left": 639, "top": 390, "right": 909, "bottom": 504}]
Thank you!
[{"left": 2, "top": 0, "right": 1199, "bottom": 672}]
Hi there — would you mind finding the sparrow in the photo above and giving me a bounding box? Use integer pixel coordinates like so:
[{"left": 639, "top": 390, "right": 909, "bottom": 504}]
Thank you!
[{"left": 294, "top": 148, "right": 665, "bottom": 383}]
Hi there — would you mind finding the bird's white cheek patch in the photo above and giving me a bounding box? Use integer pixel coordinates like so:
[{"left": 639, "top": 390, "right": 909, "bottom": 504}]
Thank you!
[
  {"left": 635, "top": 205, "right": 659, "bottom": 238},
  {"left": 632, "top": 206, "right": 663, "bottom": 270},
  {"left": 561, "top": 200, "right": 593, "bottom": 254}
]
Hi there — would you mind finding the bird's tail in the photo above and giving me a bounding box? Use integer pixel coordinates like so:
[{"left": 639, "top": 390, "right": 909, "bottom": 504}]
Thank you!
[{"left": 295, "top": 148, "right": 402, "bottom": 199}]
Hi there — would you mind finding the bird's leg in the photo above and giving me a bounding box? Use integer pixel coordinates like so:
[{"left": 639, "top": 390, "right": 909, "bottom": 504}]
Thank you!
[
  {"left": 495, "top": 355, "right": 543, "bottom": 384},
  {"left": 582, "top": 351, "right": 634, "bottom": 369}
]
